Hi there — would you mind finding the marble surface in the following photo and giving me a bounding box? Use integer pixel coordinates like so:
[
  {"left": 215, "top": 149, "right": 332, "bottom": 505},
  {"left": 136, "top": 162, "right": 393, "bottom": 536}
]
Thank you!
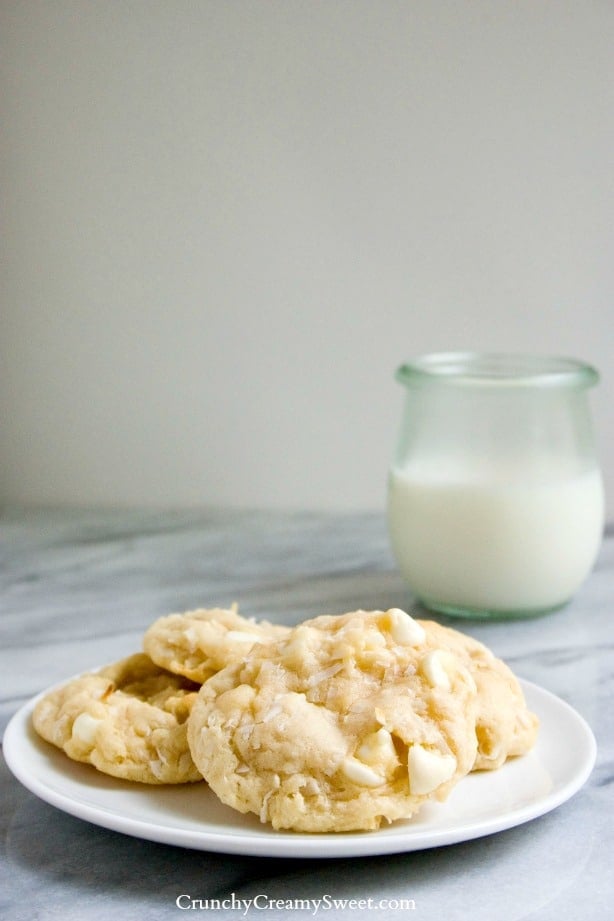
[{"left": 1, "top": 506, "right": 612, "bottom": 921}]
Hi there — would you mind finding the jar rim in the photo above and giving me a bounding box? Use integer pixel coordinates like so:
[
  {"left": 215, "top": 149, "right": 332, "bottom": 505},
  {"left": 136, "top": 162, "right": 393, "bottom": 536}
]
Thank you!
[{"left": 395, "top": 352, "right": 599, "bottom": 389}]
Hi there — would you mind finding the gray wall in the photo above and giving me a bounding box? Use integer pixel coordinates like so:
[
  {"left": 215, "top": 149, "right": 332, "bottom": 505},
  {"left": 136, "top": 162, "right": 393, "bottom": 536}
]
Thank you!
[{"left": 1, "top": 1, "right": 613, "bottom": 514}]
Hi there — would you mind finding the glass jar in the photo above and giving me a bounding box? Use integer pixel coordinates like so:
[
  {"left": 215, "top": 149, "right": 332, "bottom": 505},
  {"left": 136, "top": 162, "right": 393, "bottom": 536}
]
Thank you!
[{"left": 386, "top": 352, "right": 604, "bottom": 619}]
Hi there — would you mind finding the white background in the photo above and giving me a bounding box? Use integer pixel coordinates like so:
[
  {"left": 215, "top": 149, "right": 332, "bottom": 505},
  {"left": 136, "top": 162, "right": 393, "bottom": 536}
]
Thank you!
[{"left": 1, "top": 1, "right": 613, "bottom": 514}]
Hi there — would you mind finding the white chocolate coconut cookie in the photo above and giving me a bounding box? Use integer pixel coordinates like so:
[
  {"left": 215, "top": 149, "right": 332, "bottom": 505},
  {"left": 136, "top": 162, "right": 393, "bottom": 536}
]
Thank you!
[
  {"left": 143, "top": 606, "right": 290, "bottom": 684},
  {"left": 32, "top": 654, "right": 202, "bottom": 784},
  {"left": 418, "top": 620, "right": 539, "bottom": 770},
  {"left": 187, "top": 608, "right": 479, "bottom": 832}
]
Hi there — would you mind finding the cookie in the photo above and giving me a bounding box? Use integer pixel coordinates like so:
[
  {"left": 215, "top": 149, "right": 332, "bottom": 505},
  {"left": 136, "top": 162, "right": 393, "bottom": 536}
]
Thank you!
[
  {"left": 32, "top": 653, "right": 202, "bottom": 784},
  {"left": 187, "top": 608, "right": 479, "bottom": 832},
  {"left": 418, "top": 620, "right": 539, "bottom": 770},
  {"left": 143, "top": 606, "right": 290, "bottom": 683}
]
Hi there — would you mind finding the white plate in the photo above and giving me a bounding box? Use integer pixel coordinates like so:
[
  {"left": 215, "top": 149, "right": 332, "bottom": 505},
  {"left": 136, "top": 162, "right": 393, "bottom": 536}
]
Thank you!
[{"left": 3, "top": 680, "right": 595, "bottom": 859}]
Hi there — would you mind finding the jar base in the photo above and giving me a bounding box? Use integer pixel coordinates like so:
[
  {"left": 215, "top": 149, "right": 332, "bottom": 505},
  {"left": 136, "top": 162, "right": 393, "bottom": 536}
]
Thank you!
[{"left": 416, "top": 595, "right": 569, "bottom": 621}]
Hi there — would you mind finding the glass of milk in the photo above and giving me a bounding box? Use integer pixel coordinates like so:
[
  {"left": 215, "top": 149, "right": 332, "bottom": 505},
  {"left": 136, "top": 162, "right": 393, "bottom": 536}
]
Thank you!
[{"left": 387, "top": 353, "right": 604, "bottom": 619}]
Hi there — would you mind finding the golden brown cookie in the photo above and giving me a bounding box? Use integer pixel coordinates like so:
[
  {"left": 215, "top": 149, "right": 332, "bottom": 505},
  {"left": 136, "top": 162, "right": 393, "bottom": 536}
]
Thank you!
[
  {"left": 418, "top": 620, "right": 539, "bottom": 770},
  {"left": 32, "top": 653, "right": 202, "bottom": 784},
  {"left": 143, "top": 606, "right": 290, "bottom": 683},
  {"left": 187, "top": 608, "right": 479, "bottom": 832}
]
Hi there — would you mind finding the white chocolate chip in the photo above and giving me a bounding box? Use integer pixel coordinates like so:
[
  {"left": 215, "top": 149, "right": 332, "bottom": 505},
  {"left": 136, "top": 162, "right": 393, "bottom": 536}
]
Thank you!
[
  {"left": 302, "top": 777, "right": 321, "bottom": 795},
  {"left": 341, "top": 757, "right": 385, "bottom": 788},
  {"left": 71, "top": 712, "right": 102, "bottom": 746},
  {"left": 420, "top": 649, "right": 458, "bottom": 690},
  {"left": 408, "top": 744, "right": 457, "bottom": 795},
  {"left": 363, "top": 630, "right": 386, "bottom": 649},
  {"left": 385, "top": 609, "right": 426, "bottom": 646},
  {"left": 356, "top": 728, "right": 397, "bottom": 767}
]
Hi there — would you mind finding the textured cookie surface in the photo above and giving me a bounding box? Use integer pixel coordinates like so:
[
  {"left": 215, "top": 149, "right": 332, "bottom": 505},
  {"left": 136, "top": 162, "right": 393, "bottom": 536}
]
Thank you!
[
  {"left": 188, "top": 608, "right": 479, "bottom": 832},
  {"left": 32, "top": 654, "right": 202, "bottom": 783},
  {"left": 143, "top": 606, "right": 290, "bottom": 683},
  {"left": 417, "top": 621, "right": 539, "bottom": 770}
]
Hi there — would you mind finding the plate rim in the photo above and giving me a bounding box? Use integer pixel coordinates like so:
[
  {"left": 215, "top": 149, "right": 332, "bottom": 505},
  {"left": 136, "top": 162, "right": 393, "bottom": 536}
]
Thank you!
[{"left": 2, "top": 679, "right": 597, "bottom": 859}]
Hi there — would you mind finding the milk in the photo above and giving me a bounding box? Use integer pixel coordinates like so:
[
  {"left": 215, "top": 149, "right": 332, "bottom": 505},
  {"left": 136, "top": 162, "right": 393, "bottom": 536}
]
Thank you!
[{"left": 387, "top": 465, "right": 604, "bottom": 614}]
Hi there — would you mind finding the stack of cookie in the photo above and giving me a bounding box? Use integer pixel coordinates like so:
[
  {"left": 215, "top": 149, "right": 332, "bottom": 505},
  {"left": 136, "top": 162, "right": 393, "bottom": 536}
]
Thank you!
[{"left": 33, "top": 606, "right": 538, "bottom": 833}]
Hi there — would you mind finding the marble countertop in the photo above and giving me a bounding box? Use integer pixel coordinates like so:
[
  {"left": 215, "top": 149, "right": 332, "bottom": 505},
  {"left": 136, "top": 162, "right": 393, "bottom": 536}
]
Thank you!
[{"left": 1, "top": 506, "right": 612, "bottom": 921}]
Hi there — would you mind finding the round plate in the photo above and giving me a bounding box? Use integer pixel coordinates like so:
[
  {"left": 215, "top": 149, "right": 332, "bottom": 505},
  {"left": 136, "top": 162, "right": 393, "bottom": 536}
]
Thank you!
[{"left": 3, "top": 680, "right": 596, "bottom": 859}]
